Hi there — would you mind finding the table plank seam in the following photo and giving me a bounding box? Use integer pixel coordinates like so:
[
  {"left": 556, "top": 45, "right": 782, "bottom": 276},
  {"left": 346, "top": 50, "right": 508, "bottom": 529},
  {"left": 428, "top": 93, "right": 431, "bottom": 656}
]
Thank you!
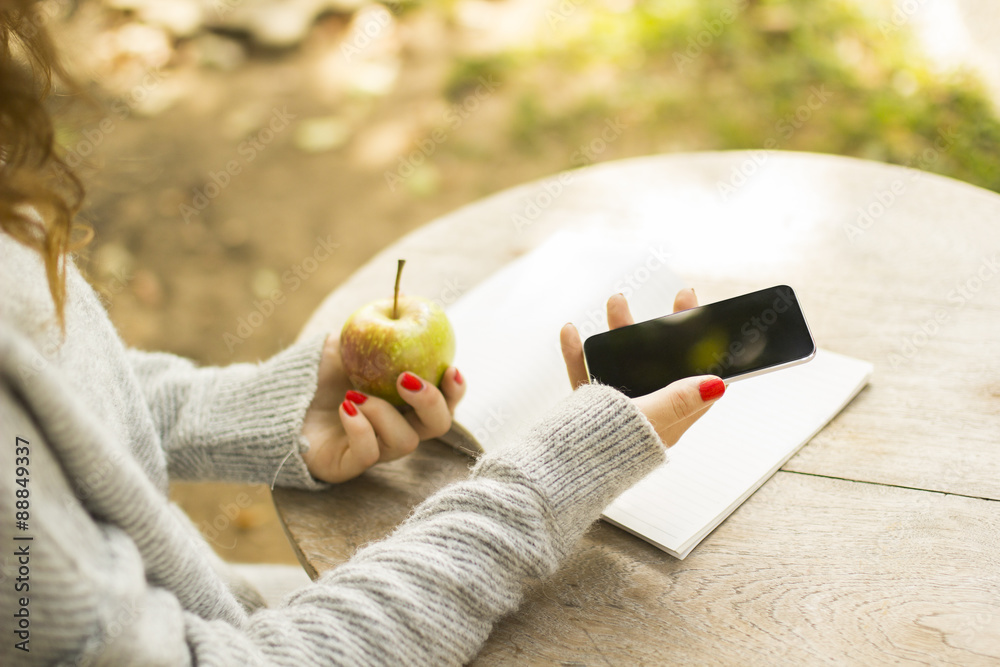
[{"left": 780, "top": 469, "right": 1000, "bottom": 503}]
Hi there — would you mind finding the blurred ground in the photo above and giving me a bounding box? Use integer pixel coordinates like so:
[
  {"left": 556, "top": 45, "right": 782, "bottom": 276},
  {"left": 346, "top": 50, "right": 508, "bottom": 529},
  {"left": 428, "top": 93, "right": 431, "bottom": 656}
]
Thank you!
[{"left": 47, "top": 0, "right": 1000, "bottom": 565}]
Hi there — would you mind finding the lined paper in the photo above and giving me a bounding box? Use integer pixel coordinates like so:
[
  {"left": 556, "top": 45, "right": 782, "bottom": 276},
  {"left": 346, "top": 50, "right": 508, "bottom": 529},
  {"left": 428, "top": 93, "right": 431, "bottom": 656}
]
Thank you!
[
  {"left": 448, "top": 229, "right": 685, "bottom": 451},
  {"left": 446, "top": 229, "right": 872, "bottom": 558},
  {"left": 602, "top": 348, "right": 872, "bottom": 557}
]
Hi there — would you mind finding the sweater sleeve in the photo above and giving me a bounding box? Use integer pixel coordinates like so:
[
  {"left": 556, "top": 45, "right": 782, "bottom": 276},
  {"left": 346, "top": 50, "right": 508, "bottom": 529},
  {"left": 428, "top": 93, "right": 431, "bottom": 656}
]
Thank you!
[
  {"left": 0, "top": 384, "right": 196, "bottom": 666},
  {"left": 124, "top": 335, "right": 328, "bottom": 489},
  {"left": 219, "top": 383, "right": 667, "bottom": 665},
  {"left": 1, "top": 381, "right": 664, "bottom": 666}
]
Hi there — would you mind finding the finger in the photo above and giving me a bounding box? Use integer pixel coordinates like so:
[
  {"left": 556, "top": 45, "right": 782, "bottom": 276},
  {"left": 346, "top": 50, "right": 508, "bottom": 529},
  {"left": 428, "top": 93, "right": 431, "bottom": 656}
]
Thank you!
[
  {"left": 633, "top": 375, "right": 726, "bottom": 447},
  {"left": 439, "top": 366, "right": 466, "bottom": 414},
  {"left": 659, "top": 402, "right": 715, "bottom": 446},
  {"left": 560, "top": 322, "right": 589, "bottom": 389},
  {"left": 335, "top": 399, "right": 382, "bottom": 480},
  {"left": 348, "top": 390, "right": 421, "bottom": 461},
  {"left": 397, "top": 372, "right": 453, "bottom": 441},
  {"left": 607, "top": 293, "right": 635, "bottom": 329},
  {"left": 673, "top": 287, "right": 698, "bottom": 313}
]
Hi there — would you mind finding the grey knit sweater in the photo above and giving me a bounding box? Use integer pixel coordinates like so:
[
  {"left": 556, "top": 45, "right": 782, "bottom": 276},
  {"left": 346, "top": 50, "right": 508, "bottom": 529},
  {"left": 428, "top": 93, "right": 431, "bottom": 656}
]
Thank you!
[{"left": 0, "top": 234, "right": 665, "bottom": 666}]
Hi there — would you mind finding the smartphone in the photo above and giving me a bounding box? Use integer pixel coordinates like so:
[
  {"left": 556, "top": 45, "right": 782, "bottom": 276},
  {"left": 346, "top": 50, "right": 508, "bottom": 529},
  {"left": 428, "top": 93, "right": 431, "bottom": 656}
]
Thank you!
[{"left": 583, "top": 285, "right": 816, "bottom": 398}]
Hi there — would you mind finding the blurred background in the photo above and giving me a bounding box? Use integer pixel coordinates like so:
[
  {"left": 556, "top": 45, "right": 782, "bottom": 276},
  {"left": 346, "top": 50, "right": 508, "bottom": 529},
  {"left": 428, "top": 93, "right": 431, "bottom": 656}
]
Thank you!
[{"left": 48, "top": 0, "right": 1000, "bottom": 564}]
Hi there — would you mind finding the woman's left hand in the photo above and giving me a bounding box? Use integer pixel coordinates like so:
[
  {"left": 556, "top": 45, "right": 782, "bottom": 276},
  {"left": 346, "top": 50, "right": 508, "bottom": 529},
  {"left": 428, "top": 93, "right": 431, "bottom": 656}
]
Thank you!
[{"left": 300, "top": 335, "right": 465, "bottom": 483}]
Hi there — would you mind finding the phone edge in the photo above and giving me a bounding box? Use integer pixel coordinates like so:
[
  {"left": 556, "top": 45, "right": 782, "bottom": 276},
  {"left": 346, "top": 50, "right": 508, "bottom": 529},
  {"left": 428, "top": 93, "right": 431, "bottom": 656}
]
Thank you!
[
  {"left": 582, "top": 283, "right": 818, "bottom": 387},
  {"left": 725, "top": 284, "right": 817, "bottom": 383}
]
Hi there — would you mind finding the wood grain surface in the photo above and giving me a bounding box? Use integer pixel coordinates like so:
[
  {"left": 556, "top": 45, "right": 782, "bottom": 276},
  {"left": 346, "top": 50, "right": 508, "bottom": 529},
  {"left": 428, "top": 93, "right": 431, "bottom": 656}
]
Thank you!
[
  {"left": 273, "top": 447, "right": 1000, "bottom": 665},
  {"left": 284, "top": 152, "right": 1000, "bottom": 663},
  {"left": 475, "top": 473, "right": 1000, "bottom": 666}
]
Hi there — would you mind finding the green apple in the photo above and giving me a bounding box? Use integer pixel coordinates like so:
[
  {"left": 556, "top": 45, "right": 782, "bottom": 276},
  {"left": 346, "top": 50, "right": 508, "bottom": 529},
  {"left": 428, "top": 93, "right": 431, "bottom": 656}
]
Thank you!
[{"left": 339, "top": 260, "right": 456, "bottom": 406}]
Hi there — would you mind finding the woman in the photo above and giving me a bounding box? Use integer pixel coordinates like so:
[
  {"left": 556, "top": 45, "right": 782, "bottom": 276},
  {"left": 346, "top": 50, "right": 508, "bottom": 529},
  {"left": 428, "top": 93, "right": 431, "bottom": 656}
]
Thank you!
[{"left": 0, "top": 2, "right": 725, "bottom": 664}]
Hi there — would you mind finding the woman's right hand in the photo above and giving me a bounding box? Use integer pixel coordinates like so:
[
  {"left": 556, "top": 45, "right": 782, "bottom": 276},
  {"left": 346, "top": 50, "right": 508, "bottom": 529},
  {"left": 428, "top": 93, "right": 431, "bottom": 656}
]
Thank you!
[{"left": 559, "top": 289, "right": 726, "bottom": 447}]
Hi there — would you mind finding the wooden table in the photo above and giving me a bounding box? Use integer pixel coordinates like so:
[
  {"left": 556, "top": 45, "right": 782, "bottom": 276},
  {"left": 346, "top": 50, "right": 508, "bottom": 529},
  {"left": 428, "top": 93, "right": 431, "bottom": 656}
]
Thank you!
[{"left": 274, "top": 151, "right": 1000, "bottom": 664}]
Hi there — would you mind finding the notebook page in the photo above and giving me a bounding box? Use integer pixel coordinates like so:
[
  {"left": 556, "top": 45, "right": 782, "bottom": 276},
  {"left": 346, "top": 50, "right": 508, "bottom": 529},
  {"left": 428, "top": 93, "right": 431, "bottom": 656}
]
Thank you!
[
  {"left": 447, "top": 229, "right": 685, "bottom": 451},
  {"left": 602, "top": 348, "right": 873, "bottom": 557},
  {"left": 446, "top": 227, "right": 873, "bottom": 559}
]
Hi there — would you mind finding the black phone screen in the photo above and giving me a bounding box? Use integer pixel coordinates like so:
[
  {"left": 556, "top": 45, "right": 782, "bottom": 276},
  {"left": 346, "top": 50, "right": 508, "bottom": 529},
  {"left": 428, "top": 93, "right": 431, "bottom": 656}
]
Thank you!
[{"left": 583, "top": 285, "right": 815, "bottom": 398}]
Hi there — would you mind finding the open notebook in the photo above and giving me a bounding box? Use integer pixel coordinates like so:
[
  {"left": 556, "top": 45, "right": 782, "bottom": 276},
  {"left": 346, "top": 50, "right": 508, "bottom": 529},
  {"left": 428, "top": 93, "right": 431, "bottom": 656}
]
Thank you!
[{"left": 442, "top": 230, "right": 872, "bottom": 559}]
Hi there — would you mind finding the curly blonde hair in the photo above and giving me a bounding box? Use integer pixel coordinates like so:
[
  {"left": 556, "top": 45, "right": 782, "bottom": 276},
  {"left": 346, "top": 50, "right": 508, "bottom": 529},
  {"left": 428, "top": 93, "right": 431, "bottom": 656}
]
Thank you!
[{"left": 1, "top": 0, "right": 91, "bottom": 328}]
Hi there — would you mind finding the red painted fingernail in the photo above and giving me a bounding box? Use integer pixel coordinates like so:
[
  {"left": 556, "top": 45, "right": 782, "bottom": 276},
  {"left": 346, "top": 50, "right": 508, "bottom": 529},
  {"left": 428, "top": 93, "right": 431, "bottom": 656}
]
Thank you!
[
  {"left": 342, "top": 399, "right": 358, "bottom": 416},
  {"left": 345, "top": 390, "right": 367, "bottom": 404},
  {"left": 453, "top": 368, "right": 464, "bottom": 385},
  {"left": 699, "top": 378, "right": 726, "bottom": 402},
  {"left": 400, "top": 372, "right": 423, "bottom": 392}
]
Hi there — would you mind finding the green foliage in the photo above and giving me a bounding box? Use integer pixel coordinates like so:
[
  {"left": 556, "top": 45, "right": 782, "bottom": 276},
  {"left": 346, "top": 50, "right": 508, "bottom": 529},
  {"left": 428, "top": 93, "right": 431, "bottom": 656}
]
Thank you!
[
  {"left": 453, "top": 0, "right": 1000, "bottom": 192},
  {"left": 445, "top": 55, "right": 512, "bottom": 102}
]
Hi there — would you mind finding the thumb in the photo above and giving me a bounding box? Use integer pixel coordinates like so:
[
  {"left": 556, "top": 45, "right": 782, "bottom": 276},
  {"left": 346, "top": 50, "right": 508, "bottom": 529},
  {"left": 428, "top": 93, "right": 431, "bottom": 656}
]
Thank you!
[{"left": 633, "top": 375, "right": 726, "bottom": 446}]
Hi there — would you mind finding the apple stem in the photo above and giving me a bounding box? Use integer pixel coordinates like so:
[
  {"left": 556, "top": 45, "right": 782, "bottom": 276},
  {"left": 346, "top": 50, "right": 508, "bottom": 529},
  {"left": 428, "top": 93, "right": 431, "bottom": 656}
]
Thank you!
[{"left": 392, "top": 259, "right": 405, "bottom": 319}]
